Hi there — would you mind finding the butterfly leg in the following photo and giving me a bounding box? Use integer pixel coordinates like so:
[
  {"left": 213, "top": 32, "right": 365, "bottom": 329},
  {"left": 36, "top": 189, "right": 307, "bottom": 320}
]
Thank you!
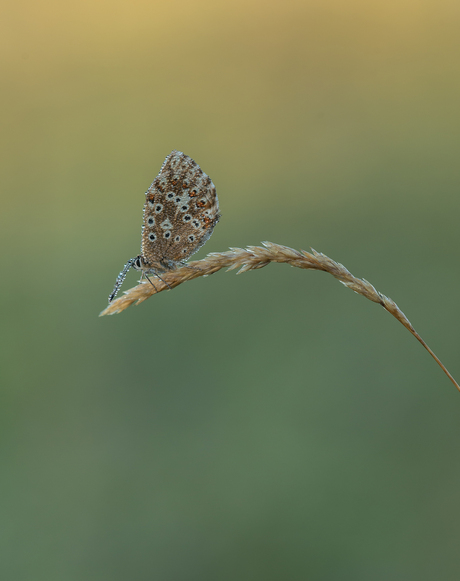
[
  {"left": 143, "top": 273, "right": 159, "bottom": 292},
  {"left": 147, "top": 272, "right": 172, "bottom": 291},
  {"left": 179, "top": 261, "right": 202, "bottom": 272}
]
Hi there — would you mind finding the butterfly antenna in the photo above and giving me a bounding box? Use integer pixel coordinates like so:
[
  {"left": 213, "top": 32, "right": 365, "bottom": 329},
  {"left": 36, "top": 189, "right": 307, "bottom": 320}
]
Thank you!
[{"left": 108, "top": 258, "right": 136, "bottom": 303}]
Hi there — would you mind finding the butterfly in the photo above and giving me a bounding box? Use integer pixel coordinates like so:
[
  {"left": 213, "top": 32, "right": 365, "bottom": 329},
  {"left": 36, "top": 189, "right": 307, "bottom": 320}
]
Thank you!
[{"left": 109, "top": 150, "right": 220, "bottom": 302}]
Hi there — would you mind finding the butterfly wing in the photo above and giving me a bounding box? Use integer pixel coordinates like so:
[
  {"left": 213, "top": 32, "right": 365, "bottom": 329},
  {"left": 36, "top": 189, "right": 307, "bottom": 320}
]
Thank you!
[{"left": 141, "top": 150, "right": 220, "bottom": 270}]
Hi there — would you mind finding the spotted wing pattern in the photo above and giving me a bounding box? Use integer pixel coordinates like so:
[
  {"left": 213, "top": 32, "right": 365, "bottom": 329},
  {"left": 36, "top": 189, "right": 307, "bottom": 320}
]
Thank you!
[{"left": 141, "top": 150, "right": 220, "bottom": 272}]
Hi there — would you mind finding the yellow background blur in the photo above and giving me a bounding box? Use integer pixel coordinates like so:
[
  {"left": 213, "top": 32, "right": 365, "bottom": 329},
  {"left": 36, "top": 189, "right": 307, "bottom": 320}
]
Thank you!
[{"left": 2, "top": 1, "right": 460, "bottom": 579}]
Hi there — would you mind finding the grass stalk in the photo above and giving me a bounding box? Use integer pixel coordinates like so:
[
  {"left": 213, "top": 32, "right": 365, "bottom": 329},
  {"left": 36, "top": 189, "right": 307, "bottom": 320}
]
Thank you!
[{"left": 100, "top": 241, "right": 459, "bottom": 392}]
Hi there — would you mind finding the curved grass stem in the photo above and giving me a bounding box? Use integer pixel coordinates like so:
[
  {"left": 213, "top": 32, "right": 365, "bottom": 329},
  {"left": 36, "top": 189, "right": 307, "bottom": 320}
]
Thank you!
[{"left": 100, "top": 241, "right": 459, "bottom": 392}]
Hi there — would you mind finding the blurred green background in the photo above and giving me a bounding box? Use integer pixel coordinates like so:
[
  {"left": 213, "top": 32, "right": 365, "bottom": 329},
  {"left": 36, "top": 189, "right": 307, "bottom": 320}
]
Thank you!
[{"left": 2, "top": 0, "right": 460, "bottom": 579}]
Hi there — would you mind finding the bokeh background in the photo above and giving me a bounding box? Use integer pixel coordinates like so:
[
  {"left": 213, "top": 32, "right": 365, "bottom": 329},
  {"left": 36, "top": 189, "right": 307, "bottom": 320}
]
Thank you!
[{"left": 2, "top": 1, "right": 460, "bottom": 579}]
